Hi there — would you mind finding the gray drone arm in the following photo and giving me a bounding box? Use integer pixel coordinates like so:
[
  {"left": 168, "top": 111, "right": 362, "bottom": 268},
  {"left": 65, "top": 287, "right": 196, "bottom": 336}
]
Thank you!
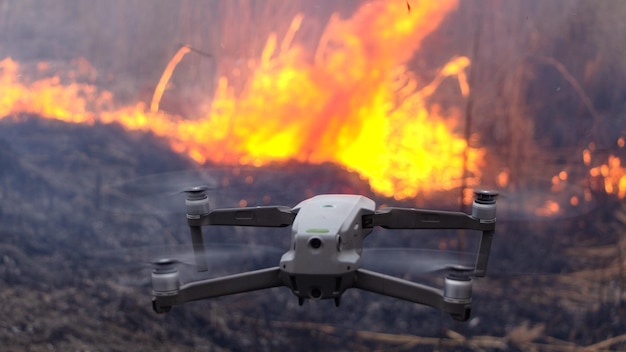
[
  {"left": 364, "top": 208, "right": 496, "bottom": 277},
  {"left": 363, "top": 189, "right": 498, "bottom": 278},
  {"left": 152, "top": 267, "right": 283, "bottom": 313},
  {"left": 186, "top": 206, "right": 296, "bottom": 272},
  {"left": 189, "top": 206, "right": 296, "bottom": 227},
  {"left": 365, "top": 207, "right": 493, "bottom": 231},
  {"left": 184, "top": 187, "right": 296, "bottom": 228},
  {"left": 354, "top": 269, "right": 471, "bottom": 321}
]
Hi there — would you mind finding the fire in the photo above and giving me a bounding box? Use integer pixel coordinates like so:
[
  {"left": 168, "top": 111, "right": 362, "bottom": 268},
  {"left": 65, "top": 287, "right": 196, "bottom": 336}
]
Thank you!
[
  {"left": 589, "top": 154, "right": 626, "bottom": 198},
  {"left": 150, "top": 45, "right": 192, "bottom": 114},
  {"left": 0, "top": 57, "right": 104, "bottom": 123},
  {"left": 535, "top": 200, "right": 561, "bottom": 217},
  {"left": 584, "top": 139, "right": 626, "bottom": 199},
  {"left": 0, "top": 1, "right": 486, "bottom": 200}
]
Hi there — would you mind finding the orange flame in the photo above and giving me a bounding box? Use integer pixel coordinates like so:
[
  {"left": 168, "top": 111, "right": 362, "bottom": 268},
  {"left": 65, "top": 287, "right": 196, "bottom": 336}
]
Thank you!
[
  {"left": 0, "top": 1, "right": 487, "bottom": 200},
  {"left": 589, "top": 154, "right": 626, "bottom": 198},
  {"left": 584, "top": 138, "right": 626, "bottom": 199},
  {"left": 150, "top": 45, "right": 192, "bottom": 113},
  {"left": 0, "top": 57, "right": 105, "bottom": 123}
]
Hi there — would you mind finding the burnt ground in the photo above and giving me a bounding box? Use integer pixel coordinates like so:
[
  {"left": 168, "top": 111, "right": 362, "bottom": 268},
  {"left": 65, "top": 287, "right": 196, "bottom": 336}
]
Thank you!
[{"left": 0, "top": 115, "right": 625, "bottom": 351}]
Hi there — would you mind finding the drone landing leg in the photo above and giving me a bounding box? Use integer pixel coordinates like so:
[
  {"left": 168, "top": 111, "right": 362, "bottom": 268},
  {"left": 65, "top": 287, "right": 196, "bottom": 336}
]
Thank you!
[
  {"left": 474, "top": 230, "right": 494, "bottom": 277},
  {"left": 353, "top": 269, "right": 470, "bottom": 321},
  {"left": 153, "top": 267, "right": 283, "bottom": 312},
  {"left": 189, "top": 225, "right": 208, "bottom": 272}
]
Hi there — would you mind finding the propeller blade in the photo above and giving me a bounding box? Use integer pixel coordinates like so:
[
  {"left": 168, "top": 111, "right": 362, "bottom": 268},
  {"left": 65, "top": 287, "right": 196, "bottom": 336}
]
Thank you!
[
  {"left": 101, "top": 165, "right": 302, "bottom": 215},
  {"left": 488, "top": 183, "right": 597, "bottom": 222},
  {"left": 105, "top": 169, "right": 220, "bottom": 197},
  {"left": 361, "top": 248, "right": 476, "bottom": 276},
  {"left": 89, "top": 242, "right": 285, "bottom": 276}
]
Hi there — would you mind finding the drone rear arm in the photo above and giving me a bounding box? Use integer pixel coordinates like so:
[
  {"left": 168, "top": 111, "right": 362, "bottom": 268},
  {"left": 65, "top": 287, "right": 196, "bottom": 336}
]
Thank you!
[
  {"left": 354, "top": 269, "right": 471, "bottom": 321},
  {"left": 363, "top": 205, "right": 496, "bottom": 277},
  {"left": 188, "top": 206, "right": 296, "bottom": 227},
  {"left": 364, "top": 208, "right": 494, "bottom": 231},
  {"left": 186, "top": 202, "right": 295, "bottom": 271},
  {"left": 152, "top": 267, "right": 283, "bottom": 313}
]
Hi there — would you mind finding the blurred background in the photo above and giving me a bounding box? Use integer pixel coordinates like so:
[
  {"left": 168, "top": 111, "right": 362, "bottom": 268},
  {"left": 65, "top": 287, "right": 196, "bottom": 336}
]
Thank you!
[{"left": 1, "top": 0, "right": 626, "bottom": 350}]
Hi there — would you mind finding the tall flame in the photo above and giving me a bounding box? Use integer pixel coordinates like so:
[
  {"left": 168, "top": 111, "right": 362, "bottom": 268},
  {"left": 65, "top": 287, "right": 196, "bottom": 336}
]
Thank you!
[{"left": 0, "top": 1, "right": 487, "bottom": 199}]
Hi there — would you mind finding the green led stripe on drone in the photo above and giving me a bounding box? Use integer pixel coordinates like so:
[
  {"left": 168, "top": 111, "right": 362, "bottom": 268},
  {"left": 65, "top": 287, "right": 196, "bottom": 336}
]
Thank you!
[{"left": 306, "top": 228, "right": 330, "bottom": 233}]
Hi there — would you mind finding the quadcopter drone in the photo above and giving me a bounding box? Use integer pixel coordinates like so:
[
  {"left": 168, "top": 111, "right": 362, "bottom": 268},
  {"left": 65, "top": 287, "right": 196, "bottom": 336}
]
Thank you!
[{"left": 151, "top": 188, "right": 497, "bottom": 322}]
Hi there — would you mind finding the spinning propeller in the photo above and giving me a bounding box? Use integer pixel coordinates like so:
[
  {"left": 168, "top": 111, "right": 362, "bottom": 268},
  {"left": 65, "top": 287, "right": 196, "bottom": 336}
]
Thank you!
[
  {"left": 102, "top": 165, "right": 598, "bottom": 223},
  {"left": 361, "top": 248, "right": 476, "bottom": 276}
]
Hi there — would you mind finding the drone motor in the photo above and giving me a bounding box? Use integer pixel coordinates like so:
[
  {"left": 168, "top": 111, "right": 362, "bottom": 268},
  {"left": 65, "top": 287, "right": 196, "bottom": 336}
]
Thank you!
[
  {"left": 184, "top": 186, "right": 211, "bottom": 272},
  {"left": 151, "top": 258, "right": 181, "bottom": 294}
]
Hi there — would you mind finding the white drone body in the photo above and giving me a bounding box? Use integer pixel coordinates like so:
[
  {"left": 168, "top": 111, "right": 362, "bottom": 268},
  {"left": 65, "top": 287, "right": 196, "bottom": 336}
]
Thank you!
[
  {"left": 280, "top": 195, "right": 374, "bottom": 303},
  {"left": 151, "top": 191, "right": 497, "bottom": 321}
]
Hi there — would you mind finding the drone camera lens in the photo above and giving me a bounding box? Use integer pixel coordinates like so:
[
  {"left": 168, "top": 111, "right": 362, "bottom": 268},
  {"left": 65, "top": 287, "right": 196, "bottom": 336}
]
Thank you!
[
  {"left": 309, "top": 237, "right": 323, "bottom": 249},
  {"left": 309, "top": 287, "right": 322, "bottom": 300}
]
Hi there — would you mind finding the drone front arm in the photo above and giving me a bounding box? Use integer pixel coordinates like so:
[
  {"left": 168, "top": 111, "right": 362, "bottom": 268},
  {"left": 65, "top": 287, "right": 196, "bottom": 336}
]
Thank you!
[
  {"left": 364, "top": 207, "right": 496, "bottom": 277},
  {"left": 188, "top": 206, "right": 296, "bottom": 227},
  {"left": 365, "top": 208, "right": 494, "bottom": 231},
  {"left": 185, "top": 206, "right": 295, "bottom": 272},
  {"left": 152, "top": 267, "right": 283, "bottom": 313},
  {"left": 354, "top": 269, "right": 471, "bottom": 321}
]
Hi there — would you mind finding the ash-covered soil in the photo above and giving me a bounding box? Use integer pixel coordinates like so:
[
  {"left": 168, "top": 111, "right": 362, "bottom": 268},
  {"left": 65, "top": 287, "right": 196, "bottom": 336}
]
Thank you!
[{"left": 0, "top": 115, "right": 624, "bottom": 351}]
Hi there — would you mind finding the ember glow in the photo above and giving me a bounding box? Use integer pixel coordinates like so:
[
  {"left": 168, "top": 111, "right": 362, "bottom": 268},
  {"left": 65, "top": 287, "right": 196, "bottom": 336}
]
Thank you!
[
  {"left": 2, "top": 1, "right": 483, "bottom": 199},
  {"left": 589, "top": 153, "right": 626, "bottom": 199}
]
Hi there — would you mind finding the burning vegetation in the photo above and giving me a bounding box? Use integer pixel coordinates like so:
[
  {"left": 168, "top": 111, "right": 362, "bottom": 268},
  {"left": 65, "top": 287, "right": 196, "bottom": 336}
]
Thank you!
[
  {"left": 2, "top": 0, "right": 626, "bottom": 350},
  {"left": 0, "top": 1, "right": 624, "bottom": 211},
  {"left": 0, "top": 0, "right": 485, "bottom": 201}
]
